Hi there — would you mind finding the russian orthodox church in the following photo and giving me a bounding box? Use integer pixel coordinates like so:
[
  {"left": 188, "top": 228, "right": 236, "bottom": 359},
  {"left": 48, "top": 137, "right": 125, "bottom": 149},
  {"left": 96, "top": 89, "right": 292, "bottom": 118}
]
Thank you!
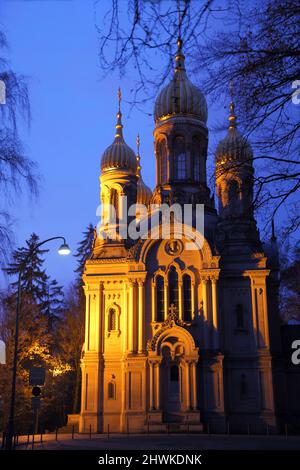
[{"left": 78, "top": 39, "right": 286, "bottom": 433}]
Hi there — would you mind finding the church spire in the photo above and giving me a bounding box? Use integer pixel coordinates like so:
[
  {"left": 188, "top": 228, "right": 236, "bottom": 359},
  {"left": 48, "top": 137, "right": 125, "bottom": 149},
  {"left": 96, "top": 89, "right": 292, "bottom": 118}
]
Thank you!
[
  {"left": 136, "top": 133, "right": 141, "bottom": 178},
  {"left": 174, "top": 37, "right": 186, "bottom": 73},
  {"left": 115, "top": 87, "right": 124, "bottom": 140},
  {"left": 228, "top": 81, "right": 237, "bottom": 130}
]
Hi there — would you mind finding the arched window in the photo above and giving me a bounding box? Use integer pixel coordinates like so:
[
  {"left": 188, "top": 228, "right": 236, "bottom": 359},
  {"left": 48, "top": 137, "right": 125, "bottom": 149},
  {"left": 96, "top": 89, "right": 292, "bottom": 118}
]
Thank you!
[
  {"left": 170, "top": 365, "right": 179, "bottom": 382},
  {"left": 156, "top": 276, "right": 165, "bottom": 322},
  {"left": 183, "top": 274, "right": 192, "bottom": 321},
  {"left": 110, "top": 189, "right": 119, "bottom": 221},
  {"left": 158, "top": 140, "right": 168, "bottom": 184},
  {"left": 108, "top": 381, "right": 116, "bottom": 399},
  {"left": 168, "top": 266, "right": 179, "bottom": 311},
  {"left": 240, "top": 374, "right": 247, "bottom": 397},
  {"left": 228, "top": 180, "right": 239, "bottom": 202},
  {"left": 174, "top": 136, "right": 186, "bottom": 180},
  {"left": 192, "top": 136, "right": 201, "bottom": 182},
  {"left": 108, "top": 308, "right": 116, "bottom": 331},
  {"left": 235, "top": 304, "right": 244, "bottom": 328}
]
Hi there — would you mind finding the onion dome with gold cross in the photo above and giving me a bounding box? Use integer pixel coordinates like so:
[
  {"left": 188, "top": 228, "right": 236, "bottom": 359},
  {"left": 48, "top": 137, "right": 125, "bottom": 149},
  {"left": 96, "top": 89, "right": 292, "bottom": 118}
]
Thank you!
[
  {"left": 101, "top": 88, "right": 137, "bottom": 174},
  {"left": 154, "top": 38, "right": 208, "bottom": 124},
  {"left": 136, "top": 134, "right": 152, "bottom": 206},
  {"left": 215, "top": 100, "right": 253, "bottom": 167}
]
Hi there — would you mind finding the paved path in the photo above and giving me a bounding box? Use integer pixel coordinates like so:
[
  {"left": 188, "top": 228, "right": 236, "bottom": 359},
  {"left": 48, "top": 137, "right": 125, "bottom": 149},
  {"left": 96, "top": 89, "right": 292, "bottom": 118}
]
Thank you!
[{"left": 14, "top": 433, "right": 300, "bottom": 450}]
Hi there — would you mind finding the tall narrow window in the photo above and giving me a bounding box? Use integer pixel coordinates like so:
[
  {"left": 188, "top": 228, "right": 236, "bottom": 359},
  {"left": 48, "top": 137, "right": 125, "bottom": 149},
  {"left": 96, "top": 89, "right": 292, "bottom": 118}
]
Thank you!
[
  {"left": 236, "top": 304, "right": 244, "bottom": 328},
  {"left": 108, "top": 381, "right": 116, "bottom": 399},
  {"left": 110, "top": 189, "right": 119, "bottom": 221},
  {"left": 240, "top": 374, "right": 247, "bottom": 397},
  {"left": 156, "top": 275, "right": 165, "bottom": 322},
  {"left": 174, "top": 136, "right": 186, "bottom": 180},
  {"left": 170, "top": 365, "right": 179, "bottom": 382},
  {"left": 183, "top": 274, "right": 192, "bottom": 321},
  {"left": 158, "top": 140, "right": 167, "bottom": 184},
  {"left": 108, "top": 308, "right": 116, "bottom": 331},
  {"left": 168, "top": 266, "right": 179, "bottom": 311},
  {"left": 192, "top": 136, "right": 201, "bottom": 182},
  {"left": 228, "top": 180, "right": 239, "bottom": 203}
]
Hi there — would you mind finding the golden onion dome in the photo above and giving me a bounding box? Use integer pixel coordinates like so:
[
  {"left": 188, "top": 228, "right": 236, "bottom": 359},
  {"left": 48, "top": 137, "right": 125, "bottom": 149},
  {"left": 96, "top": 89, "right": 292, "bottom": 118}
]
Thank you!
[
  {"left": 101, "top": 88, "right": 137, "bottom": 174},
  {"left": 135, "top": 134, "right": 152, "bottom": 205},
  {"left": 137, "top": 178, "right": 152, "bottom": 205},
  {"left": 154, "top": 39, "right": 208, "bottom": 124},
  {"left": 215, "top": 102, "right": 253, "bottom": 165}
]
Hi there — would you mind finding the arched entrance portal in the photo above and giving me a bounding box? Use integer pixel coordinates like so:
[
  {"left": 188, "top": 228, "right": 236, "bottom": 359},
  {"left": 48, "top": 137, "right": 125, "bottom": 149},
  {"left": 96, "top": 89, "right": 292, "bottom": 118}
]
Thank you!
[
  {"left": 148, "top": 324, "right": 199, "bottom": 423},
  {"left": 161, "top": 344, "right": 182, "bottom": 420}
]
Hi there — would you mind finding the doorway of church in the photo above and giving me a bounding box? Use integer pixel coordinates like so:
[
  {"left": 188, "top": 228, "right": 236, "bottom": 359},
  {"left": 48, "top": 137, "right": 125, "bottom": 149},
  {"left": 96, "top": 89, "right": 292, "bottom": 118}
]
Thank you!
[{"left": 162, "top": 362, "right": 183, "bottom": 422}]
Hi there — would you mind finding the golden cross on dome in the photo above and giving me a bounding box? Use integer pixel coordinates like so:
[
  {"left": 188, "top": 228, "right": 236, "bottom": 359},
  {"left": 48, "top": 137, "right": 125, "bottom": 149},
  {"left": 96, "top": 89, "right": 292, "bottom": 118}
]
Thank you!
[
  {"left": 117, "top": 87, "right": 121, "bottom": 112},
  {"left": 115, "top": 87, "right": 123, "bottom": 139},
  {"left": 136, "top": 133, "right": 141, "bottom": 177},
  {"left": 229, "top": 80, "right": 237, "bottom": 130}
]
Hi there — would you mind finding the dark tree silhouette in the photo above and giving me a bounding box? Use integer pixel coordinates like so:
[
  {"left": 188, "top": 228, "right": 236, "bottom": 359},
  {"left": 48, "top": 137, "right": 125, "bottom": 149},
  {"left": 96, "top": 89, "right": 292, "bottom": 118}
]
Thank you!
[
  {"left": 95, "top": 0, "right": 300, "bottom": 236},
  {"left": 0, "top": 30, "right": 39, "bottom": 264}
]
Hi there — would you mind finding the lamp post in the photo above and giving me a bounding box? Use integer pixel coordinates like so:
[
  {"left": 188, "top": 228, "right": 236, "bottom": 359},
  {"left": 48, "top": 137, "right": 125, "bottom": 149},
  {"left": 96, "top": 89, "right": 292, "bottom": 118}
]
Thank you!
[{"left": 5, "top": 236, "right": 71, "bottom": 450}]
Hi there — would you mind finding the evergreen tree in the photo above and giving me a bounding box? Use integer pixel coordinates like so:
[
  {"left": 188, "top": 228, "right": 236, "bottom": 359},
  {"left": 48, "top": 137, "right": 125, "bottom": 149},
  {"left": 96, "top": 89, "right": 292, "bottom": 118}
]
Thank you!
[
  {"left": 5, "top": 233, "right": 49, "bottom": 302},
  {"left": 74, "top": 223, "right": 95, "bottom": 287},
  {"left": 0, "top": 233, "right": 68, "bottom": 433}
]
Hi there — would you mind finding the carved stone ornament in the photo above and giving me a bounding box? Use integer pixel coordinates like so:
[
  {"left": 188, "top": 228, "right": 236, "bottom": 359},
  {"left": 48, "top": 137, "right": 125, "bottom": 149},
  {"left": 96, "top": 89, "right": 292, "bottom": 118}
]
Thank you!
[{"left": 165, "top": 239, "right": 183, "bottom": 256}]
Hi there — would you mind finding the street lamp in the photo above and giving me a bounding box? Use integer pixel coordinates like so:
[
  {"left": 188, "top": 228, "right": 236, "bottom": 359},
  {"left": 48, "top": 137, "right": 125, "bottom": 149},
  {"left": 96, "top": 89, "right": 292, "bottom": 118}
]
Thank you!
[{"left": 5, "top": 236, "right": 71, "bottom": 450}]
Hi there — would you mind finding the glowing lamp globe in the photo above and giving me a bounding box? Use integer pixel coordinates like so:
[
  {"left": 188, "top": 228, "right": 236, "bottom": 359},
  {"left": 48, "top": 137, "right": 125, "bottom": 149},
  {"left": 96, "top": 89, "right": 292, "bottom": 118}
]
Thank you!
[{"left": 58, "top": 242, "right": 71, "bottom": 256}]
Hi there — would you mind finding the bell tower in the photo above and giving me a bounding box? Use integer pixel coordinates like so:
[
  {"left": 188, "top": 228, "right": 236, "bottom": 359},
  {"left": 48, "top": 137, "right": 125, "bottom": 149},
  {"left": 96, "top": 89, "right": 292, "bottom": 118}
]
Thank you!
[
  {"left": 151, "top": 39, "right": 214, "bottom": 210},
  {"left": 95, "top": 88, "right": 138, "bottom": 253},
  {"left": 215, "top": 99, "right": 260, "bottom": 254}
]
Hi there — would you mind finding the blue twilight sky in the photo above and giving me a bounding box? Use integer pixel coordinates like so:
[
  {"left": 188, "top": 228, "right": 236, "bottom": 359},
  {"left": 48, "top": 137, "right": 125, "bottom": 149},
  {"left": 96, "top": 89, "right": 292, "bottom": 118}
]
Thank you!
[{"left": 0, "top": 1, "right": 235, "bottom": 288}]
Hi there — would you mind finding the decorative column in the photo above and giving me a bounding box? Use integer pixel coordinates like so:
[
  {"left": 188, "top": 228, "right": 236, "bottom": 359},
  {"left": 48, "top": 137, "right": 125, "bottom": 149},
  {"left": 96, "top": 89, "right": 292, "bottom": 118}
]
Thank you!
[
  {"left": 98, "top": 282, "right": 104, "bottom": 353},
  {"left": 178, "top": 279, "right": 183, "bottom": 320},
  {"left": 185, "top": 361, "right": 191, "bottom": 410},
  {"left": 84, "top": 287, "right": 90, "bottom": 350},
  {"left": 191, "top": 281, "right": 196, "bottom": 320},
  {"left": 151, "top": 280, "right": 156, "bottom": 323},
  {"left": 211, "top": 276, "right": 219, "bottom": 350},
  {"left": 128, "top": 280, "right": 135, "bottom": 353},
  {"left": 250, "top": 277, "right": 259, "bottom": 348},
  {"left": 149, "top": 362, "right": 154, "bottom": 410},
  {"left": 191, "top": 361, "right": 197, "bottom": 410},
  {"left": 201, "top": 277, "right": 209, "bottom": 349},
  {"left": 138, "top": 280, "right": 145, "bottom": 353},
  {"left": 155, "top": 362, "right": 160, "bottom": 410},
  {"left": 164, "top": 281, "right": 168, "bottom": 321},
  {"left": 250, "top": 274, "right": 270, "bottom": 349}
]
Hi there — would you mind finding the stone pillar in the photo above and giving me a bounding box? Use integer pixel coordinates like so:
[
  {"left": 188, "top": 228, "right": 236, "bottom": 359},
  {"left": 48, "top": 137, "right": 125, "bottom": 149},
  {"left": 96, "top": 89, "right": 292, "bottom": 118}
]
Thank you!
[
  {"left": 250, "top": 275, "right": 270, "bottom": 349},
  {"left": 128, "top": 280, "right": 135, "bottom": 353},
  {"left": 84, "top": 288, "right": 90, "bottom": 350},
  {"left": 151, "top": 280, "right": 156, "bottom": 323},
  {"left": 155, "top": 362, "right": 160, "bottom": 410},
  {"left": 202, "top": 277, "right": 209, "bottom": 349},
  {"left": 149, "top": 362, "right": 154, "bottom": 410},
  {"left": 138, "top": 280, "right": 145, "bottom": 353},
  {"left": 185, "top": 362, "right": 191, "bottom": 410},
  {"left": 164, "top": 281, "right": 168, "bottom": 321},
  {"left": 98, "top": 282, "right": 104, "bottom": 353},
  {"left": 211, "top": 277, "right": 219, "bottom": 350},
  {"left": 191, "top": 361, "right": 197, "bottom": 410},
  {"left": 191, "top": 281, "right": 196, "bottom": 320},
  {"left": 250, "top": 277, "right": 259, "bottom": 348}
]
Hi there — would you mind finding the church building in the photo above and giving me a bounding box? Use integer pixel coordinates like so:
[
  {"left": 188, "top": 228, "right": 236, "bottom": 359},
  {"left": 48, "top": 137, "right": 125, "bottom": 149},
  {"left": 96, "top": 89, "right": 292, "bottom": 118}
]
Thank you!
[{"left": 78, "top": 39, "right": 285, "bottom": 433}]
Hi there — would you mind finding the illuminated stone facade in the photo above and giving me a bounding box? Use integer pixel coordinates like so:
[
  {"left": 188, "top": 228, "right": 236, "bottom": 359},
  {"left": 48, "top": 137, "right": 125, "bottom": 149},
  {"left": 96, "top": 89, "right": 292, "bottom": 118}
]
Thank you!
[{"left": 79, "top": 40, "right": 283, "bottom": 434}]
